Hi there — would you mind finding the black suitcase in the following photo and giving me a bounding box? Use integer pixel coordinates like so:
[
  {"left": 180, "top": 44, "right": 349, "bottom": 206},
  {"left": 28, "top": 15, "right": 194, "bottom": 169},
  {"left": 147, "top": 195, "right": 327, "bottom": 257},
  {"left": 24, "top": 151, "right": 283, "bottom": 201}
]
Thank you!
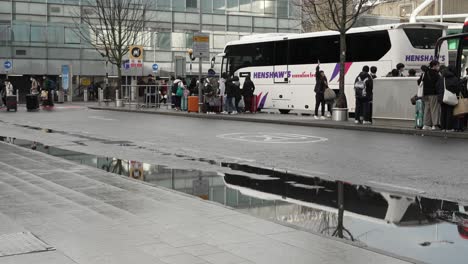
[
  {"left": 26, "top": 94, "right": 39, "bottom": 111},
  {"left": 6, "top": 96, "right": 17, "bottom": 112}
]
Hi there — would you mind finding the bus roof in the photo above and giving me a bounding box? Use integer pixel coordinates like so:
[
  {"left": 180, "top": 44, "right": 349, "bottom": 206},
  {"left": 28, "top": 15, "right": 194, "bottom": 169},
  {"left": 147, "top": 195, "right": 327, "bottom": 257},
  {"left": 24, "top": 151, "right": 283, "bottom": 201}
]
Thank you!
[{"left": 225, "top": 22, "right": 447, "bottom": 47}]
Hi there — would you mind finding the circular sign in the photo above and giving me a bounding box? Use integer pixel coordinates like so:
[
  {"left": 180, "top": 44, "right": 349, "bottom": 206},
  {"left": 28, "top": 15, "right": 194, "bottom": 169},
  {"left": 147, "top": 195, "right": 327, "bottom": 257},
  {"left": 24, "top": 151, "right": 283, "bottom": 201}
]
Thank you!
[
  {"left": 152, "top": 64, "right": 159, "bottom": 72},
  {"left": 81, "top": 78, "right": 91, "bottom": 86},
  {"left": 217, "top": 132, "right": 328, "bottom": 144},
  {"left": 4, "top": 61, "right": 12, "bottom": 70},
  {"left": 131, "top": 47, "right": 142, "bottom": 58}
]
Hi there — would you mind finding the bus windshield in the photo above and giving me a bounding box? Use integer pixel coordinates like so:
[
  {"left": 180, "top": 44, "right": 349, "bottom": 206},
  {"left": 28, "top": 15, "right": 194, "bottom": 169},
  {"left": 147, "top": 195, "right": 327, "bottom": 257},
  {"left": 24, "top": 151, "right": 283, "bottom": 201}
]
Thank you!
[{"left": 403, "top": 28, "right": 443, "bottom": 49}]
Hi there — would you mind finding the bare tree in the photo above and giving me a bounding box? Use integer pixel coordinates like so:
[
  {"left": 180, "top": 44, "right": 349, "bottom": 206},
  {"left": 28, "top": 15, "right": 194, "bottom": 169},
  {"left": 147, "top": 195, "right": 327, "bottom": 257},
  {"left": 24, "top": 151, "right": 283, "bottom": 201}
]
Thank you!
[
  {"left": 73, "top": 0, "right": 152, "bottom": 96},
  {"left": 297, "top": 0, "right": 383, "bottom": 108}
]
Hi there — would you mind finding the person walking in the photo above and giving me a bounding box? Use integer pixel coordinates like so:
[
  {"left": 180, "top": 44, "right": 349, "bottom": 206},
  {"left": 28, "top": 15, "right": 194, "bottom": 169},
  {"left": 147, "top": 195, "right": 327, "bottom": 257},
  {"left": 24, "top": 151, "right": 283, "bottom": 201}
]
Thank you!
[
  {"left": 314, "top": 64, "right": 327, "bottom": 119},
  {"left": 5, "top": 79, "right": 13, "bottom": 96},
  {"left": 354, "top": 66, "right": 373, "bottom": 124},
  {"left": 42, "top": 76, "right": 55, "bottom": 107},
  {"left": 30, "top": 77, "right": 39, "bottom": 95},
  {"left": 418, "top": 60, "right": 441, "bottom": 130},
  {"left": 242, "top": 76, "right": 255, "bottom": 113},
  {"left": 437, "top": 65, "right": 460, "bottom": 132}
]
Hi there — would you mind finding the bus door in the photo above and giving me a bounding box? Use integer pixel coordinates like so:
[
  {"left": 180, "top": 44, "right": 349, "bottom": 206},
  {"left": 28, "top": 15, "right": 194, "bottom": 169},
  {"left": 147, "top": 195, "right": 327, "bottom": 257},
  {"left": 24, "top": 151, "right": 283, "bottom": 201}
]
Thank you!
[{"left": 273, "top": 40, "right": 289, "bottom": 83}]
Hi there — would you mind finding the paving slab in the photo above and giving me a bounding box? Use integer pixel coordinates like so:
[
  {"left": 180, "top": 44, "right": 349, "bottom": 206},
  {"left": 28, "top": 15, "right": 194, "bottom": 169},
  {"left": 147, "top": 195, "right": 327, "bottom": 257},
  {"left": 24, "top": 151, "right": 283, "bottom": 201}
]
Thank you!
[{"left": 0, "top": 142, "right": 417, "bottom": 264}]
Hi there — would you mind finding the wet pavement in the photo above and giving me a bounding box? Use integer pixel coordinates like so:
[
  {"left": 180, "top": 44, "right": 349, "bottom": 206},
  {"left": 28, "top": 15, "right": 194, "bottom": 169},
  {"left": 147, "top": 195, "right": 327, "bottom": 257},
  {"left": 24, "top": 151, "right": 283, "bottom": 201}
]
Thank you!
[
  {"left": 0, "top": 141, "right": 414, "bottom": 264},
  {"left": 3, "top": 137, "right": 468, "bottom": 264}
]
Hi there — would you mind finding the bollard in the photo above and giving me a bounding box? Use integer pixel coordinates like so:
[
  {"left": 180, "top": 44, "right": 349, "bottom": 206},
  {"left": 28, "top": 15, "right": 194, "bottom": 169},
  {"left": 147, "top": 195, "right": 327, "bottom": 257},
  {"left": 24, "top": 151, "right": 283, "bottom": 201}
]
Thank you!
[
  {"left": 98, "top": 88, "right": 103, "bottom": 106},
  {"left": 84, "top": 88, "right": 88, "bottom": 102}
]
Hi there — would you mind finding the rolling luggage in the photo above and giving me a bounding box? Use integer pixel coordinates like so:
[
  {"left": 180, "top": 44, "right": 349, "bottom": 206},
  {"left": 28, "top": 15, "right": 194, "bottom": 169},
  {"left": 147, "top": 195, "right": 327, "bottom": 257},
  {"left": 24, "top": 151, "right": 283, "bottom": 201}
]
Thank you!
[
  {"left": 26, "top": 94, "right": 39, "bottom": 111},
  {"left": 415, "top": 99, "right": 424, "bottom": 129},
  {"left": 188, "top": 96, "right": 199, "bottom": 113},
  {"left": 6, "top": 96, "right": 17, "bottom": 112},
  {"left": 251, "top": 94, "right": 258, "bottom": 113}
]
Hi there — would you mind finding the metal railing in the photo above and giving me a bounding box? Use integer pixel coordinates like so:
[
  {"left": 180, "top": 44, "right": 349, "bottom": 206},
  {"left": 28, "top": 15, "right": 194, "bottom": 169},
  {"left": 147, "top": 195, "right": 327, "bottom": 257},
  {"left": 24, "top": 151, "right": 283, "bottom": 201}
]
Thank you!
[{"left": 119, "top": 84, "right": 171, "bottom": 110}]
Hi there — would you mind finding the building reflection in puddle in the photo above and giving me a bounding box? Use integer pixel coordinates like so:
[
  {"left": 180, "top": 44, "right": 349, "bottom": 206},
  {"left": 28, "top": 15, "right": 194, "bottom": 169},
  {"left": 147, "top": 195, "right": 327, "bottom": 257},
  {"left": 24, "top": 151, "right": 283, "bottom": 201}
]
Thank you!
[{"left": 4, "top": 137, "right": 468, "bottom": 264}]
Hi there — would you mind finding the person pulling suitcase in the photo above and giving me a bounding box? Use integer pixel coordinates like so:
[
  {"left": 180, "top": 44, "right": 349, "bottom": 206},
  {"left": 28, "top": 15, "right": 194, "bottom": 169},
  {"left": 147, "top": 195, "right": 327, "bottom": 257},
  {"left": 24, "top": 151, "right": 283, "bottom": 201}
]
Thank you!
[{"left": 4, "top": 79, "right": 17, "bottom": 112}]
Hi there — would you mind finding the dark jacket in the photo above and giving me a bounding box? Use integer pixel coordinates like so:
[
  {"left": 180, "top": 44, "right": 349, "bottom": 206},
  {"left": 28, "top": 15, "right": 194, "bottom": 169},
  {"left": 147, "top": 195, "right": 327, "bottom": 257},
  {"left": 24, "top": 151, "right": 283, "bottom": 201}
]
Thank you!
[
  {"left": 225, "top": 79, "right": 236, "bottom": 97},
  {"left": 418, "top": 68, "right": 439, "bottom": 96},
  {"left": 242, "top": 79, "right": 255, "bottom": 97},
  {"left": 437, "top": 70, "right": 460, "bottom": 103},
  {"left": 462, "top": 77, "right": 468, "bottom": 98},
  {"left": 355, "top": 72, "right": 373, "bottom": 99},
  {"left": 314, "top": 66, "right": 328, "bottom": 94}
]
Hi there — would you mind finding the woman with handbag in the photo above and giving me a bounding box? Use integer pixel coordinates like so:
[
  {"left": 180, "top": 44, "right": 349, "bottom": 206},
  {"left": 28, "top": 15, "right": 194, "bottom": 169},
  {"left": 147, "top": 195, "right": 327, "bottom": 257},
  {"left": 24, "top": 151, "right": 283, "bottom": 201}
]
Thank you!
[{"left": 437, "top": 65, "right": 460, "bottom": 131}]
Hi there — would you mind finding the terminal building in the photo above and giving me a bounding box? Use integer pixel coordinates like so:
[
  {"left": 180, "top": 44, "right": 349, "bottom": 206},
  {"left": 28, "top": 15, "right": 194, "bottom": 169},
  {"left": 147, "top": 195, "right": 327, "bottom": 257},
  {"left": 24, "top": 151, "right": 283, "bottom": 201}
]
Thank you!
[{"left": 0, "top": 0, "right": 301, "bottom": 80}]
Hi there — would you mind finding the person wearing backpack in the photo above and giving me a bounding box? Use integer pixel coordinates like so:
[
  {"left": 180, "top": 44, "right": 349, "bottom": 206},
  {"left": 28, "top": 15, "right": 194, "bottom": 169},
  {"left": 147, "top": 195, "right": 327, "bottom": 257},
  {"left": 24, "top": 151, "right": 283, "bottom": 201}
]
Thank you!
[{"left": 354, "top": 66, "right": 373, "bottom": 124}]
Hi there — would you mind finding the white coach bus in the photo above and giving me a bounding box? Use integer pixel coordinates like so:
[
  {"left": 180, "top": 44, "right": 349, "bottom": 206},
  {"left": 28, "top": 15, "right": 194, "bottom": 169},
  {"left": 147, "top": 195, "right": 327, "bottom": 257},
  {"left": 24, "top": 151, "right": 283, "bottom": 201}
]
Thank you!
[{"left": 220, "top": 23, "right": 448, "bottom": 114}]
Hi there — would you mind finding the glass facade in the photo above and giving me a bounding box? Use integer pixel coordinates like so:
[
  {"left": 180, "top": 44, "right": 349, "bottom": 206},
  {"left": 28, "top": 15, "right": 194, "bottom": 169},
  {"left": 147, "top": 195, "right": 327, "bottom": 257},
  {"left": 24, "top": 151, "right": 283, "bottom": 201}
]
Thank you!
[{"left": 0, "top": 0, "right": 301, "bottom": 76}]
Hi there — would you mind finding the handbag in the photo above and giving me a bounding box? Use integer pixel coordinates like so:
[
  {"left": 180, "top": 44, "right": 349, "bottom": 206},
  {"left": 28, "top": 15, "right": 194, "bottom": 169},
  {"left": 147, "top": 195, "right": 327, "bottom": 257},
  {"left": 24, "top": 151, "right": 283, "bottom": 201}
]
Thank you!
[
  {"left": 238, "top": 96, "right": 245, "bottom": 109},
  {"left": 417, "top": 73, "right": 424, "bottom": 98},
  {"left": 454, "top": 94, "right": 468, "bottom": 116},
  {"left": 324, "top": 88, "right": 336, "bottom": 101},
  {"left": 176, "top": 85, "right": 184, "bottom": 97},
  {"left": 442, "top": 79, "right": 458, "bottom": 106}
]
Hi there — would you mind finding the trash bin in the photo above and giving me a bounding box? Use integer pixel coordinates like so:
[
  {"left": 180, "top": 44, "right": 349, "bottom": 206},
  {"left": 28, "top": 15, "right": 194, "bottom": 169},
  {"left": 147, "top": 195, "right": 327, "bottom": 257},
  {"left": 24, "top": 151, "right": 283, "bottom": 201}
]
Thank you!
[
  {"left": 332, "top": 108, "right": 348, "bottom": 121},
  {"left": 57, "top": 90, "right": 64, "bottom": 103}
]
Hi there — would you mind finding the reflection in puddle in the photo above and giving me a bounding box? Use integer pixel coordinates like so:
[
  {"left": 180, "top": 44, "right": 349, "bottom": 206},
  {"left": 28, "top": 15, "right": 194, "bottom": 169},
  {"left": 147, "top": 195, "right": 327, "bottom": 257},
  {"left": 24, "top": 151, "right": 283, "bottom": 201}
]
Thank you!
[{"left": 2, "top": 137, "right": 468, "bottom": 264}]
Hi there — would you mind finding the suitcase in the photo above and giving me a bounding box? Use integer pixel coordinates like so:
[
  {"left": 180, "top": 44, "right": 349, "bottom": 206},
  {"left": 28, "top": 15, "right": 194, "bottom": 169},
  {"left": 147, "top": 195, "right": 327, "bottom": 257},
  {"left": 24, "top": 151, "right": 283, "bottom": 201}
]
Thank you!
[
  {"left": 251, "top": 94, "right": 258, "bottom": 113},
  {"left": 415, "top": 99, "right": 424, "bottom": 129},
  {"left": 188, "top": 96, "right": 199, "bottom": 113},
  {"left": 26, "top": 94, "right": 39, "bottom": 111},
  {"left": 6, "top": 96, "right": 17, "bottom": 112}
]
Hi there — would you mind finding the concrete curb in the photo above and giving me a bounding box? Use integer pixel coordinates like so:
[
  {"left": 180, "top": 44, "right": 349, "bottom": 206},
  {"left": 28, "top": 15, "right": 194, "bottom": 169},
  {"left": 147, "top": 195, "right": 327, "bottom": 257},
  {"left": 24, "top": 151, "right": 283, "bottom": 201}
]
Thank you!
[{"left": 88, "top": 106, "right": 468, "bottom": 140}]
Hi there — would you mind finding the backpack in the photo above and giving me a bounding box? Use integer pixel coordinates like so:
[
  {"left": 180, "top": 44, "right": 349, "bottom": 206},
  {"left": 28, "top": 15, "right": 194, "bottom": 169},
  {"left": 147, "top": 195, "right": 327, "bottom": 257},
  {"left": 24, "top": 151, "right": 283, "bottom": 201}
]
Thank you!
[
  {"left": 171, "top": 83, "right": 178, "bottom": 94},
  {"left": 51, "top": 80, "right": 57, "bottom": 90},
  {"left": 354, "top": 77, "right": 368, "bottom": 98}
]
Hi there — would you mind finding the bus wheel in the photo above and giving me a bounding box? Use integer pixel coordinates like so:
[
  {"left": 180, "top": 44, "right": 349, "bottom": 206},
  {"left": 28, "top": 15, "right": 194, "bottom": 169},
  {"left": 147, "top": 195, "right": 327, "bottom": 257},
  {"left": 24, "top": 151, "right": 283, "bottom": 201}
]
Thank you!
[{"left": 279, "top": 109, "right": 290, "bottom": 114}]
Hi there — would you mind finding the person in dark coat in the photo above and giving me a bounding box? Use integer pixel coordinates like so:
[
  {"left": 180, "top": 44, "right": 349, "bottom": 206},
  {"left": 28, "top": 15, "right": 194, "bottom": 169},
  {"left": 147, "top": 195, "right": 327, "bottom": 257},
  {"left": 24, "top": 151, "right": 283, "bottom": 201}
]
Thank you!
[
  {"left": 224, "top": 78, "right": 237, "bottom": 114},
  {"left": 437, "top": 65, "right": 461, "bottom": 131},
  {"left": 354, "top": 66, "right": 373, "bottom": 124},
  {"left": 242, "top": 76, "right": 255, "bottom": 113},
  {"left": 418, "top": 60, "right": 441, "bottom": 130},
  {"left": 189, "top": 77, "right": 197, "bottom": 96},
  {"left": 314, "top": 64, "right": 328, "bottom": 119},
  {"left": 232, "top": 76, "right": 242, "bottom": 113}
]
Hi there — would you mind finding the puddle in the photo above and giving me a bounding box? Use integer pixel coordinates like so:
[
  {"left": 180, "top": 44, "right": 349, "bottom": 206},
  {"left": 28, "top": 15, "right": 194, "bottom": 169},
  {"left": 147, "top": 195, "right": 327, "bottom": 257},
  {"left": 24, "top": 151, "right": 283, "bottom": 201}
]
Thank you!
[{"left": 2, "top": 136, "right": 468, "bottom": 264}]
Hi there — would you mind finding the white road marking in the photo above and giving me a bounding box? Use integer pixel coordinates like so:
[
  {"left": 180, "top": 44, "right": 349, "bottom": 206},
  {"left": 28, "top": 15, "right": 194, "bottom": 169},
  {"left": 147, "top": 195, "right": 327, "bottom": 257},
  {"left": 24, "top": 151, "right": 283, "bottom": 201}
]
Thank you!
[
  {"left": 217, "top": 132, "right": 328, "bottom": 144},
  {"left": 88, "top": 116, "right": 116, "bottom": 121}
]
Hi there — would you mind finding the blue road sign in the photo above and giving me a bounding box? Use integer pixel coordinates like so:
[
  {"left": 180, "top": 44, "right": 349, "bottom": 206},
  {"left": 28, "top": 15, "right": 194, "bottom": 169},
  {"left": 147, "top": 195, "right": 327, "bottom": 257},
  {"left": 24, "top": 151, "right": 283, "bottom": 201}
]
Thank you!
[
  {"left": 152, "top": 63, "right": 159, "bottom": 72},
  {"left": 4, "top": 60, "right": 12, "bottom": 70},
  {"left": 123, "top": 60, "right": 130, "bottom": 70}
]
